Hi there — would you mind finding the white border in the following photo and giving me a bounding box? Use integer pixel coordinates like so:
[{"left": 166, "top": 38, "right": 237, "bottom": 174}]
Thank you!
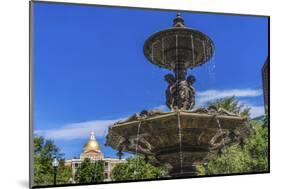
[{"left": 0, "top": 0, "right": 280, "bottom": 189}]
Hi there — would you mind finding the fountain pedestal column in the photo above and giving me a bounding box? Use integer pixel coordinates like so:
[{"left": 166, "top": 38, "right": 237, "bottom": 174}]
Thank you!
[{"left": 170, "top": 166, "right": 197, "bottom": 177}]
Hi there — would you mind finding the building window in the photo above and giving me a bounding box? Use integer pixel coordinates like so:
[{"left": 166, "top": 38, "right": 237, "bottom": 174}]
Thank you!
[
  {"left": 75, "top": 163, "right": 79, "bottom": 168},
  {"left": 104, "top": 162, "right": 108, "bottom": 170}
]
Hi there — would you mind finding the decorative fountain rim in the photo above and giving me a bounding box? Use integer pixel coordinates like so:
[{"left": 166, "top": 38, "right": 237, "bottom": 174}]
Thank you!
[
  {"left": 109, "top": 111, "right": 246, "bottom": 128},
  {"left": 143, "top": 27, "right": 215, "bottom": 70},
  {"left": 106, "top": 109, "right": 250, "bottom": 156}
]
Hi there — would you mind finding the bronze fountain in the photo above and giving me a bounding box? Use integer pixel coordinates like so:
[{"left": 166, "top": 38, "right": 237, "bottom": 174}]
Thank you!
[{"left": 105, "top": 13, "right": 252, "bottom": 177}]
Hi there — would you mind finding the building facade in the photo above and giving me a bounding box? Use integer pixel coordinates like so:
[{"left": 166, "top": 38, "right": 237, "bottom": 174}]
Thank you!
[
  {"left": 262, "top": 58, "right": 269, "bottom": 111},
  {"left": 65, "top": 132, "right": 126, "bottom": 182}
]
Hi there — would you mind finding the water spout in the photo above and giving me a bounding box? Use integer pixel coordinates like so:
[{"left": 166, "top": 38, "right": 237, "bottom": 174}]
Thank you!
[
  {"left": 202, "top": 40, "right": 206, "bottom": 61},
  {"left": 151, "top": 42, "right": 155, "bottom": 61},
  {"left": 176, "top": 34, "right": 178, "bottom": 63},
  {"left": 162, "top": 38, "right": 165, "bottom": 64},
  {"left": 206, "top": 42, "right": 215, "bottom": 83},
  {"left": 177, "top": 111, "right": 183, "bottom": 174},
  {"left": 215, "top": 116, "right": 226, "bottom": 149},
  {"left": 215, "top": 116, "right": 232, "bottom": 174},
  {"left": 191, "top": 34, "right": 195, "bottom": 66}
]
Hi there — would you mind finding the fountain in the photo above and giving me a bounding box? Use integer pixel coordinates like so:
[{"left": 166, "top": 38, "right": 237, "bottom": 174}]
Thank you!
[{"left": 105, "top": 13, "right": 252, "bottom": 177}]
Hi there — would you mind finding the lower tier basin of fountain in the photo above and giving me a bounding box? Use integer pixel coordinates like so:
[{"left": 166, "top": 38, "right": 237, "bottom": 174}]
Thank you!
[{"left": 105, "top": 109, "right": 252, "bottom": 176}]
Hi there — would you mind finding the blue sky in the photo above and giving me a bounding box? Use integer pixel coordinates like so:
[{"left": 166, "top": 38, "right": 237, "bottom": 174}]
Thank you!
[{"left": 33, "top": 2, "right": 268, "bottom": 159}]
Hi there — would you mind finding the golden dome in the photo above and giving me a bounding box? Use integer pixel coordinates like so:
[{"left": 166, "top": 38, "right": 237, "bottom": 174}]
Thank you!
[{"left": 83, "top": 132, "right": 101, "bottom": 152}]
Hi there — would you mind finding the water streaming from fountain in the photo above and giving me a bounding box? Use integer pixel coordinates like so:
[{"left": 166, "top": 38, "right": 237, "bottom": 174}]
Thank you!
[
  {"left": 214, "top": 115, "right": 232, "bottom": 174},
  {"left": 211, "top": 51, "right": 216, "bottom": 81},
  {"left": 191, "top": 34, "right": 195, "bottom": 67},
  {"left": 151, "top": 43, "right": 154, "bottom": 62},
  {"left": 162, "top": 38, "right": 165, "bottom": 64},
  {"left": 215, "top": 115, "right": 226, "bottom": 149},
  {"left": 176, "top": 34, "right": 178, "bottom": 63},
  {"left": 207, "top": 42, "right": 216, "bottom": 83},
  {"left": 202, "top": 40, "right": 206, "bottom": 61},
  {"left": 177, "top": 111, "right": 184, "bottom": 174}
]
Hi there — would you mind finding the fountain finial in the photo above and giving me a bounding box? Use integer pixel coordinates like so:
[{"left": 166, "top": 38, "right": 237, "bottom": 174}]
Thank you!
[
  {"left": 90, "top": 131, "right": 96, "bottom": 140},
  {"left": 173, "top": 12, "right": 185, "bottom": 27}
]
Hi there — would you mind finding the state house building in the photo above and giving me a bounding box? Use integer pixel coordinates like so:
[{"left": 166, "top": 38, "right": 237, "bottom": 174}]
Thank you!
[{"left": 65, "top": 132, "right": 126, "bottom": 182}]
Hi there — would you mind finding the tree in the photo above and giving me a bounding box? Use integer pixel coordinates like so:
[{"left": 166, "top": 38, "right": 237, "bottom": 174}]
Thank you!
[
  {"left": 208, "top": 96, "right": 251, "bottom": 117},
  {"left": 197, "top": 97, "right": 268, "bottom": 175},
  {"left": 75, "top": 158, "right": 104, "bottom": 183},
  {"left": 197, "top": 121, "right": 268, "bottom": 175},
  {"left": 263, "top": 110, "right": 268, "bottom": 128},
  {"left": 243, "top": 120, "right": 268, "bottom": 172},
  {"left": 111, "top": 155, "right": 168, "bottom": 181},
  {"left": 197, "top": 144, "right": 251, "bottom": 175},
  {"left": 33, "top": 136, "right": 72, "bottom": 186}
]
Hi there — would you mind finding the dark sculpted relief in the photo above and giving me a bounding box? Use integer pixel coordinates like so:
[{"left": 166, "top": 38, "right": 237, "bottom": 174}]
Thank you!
[
  {"left": 165, "top": 74, "right": 196, "bottom": 111},
  {"left": 165, "top": 74, "right": 176, "bottom": 110}
]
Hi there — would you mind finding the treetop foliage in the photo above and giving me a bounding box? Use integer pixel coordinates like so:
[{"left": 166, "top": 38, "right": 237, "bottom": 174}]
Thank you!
[{"left": 111, "top": 155, "right": 168, "bottom": 181}]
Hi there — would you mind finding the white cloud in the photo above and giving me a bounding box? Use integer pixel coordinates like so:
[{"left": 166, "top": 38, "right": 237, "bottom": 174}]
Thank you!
[
  {"left": 196, "top": 88, "right": 263, "bottom": 107},
  {"left": 195, "top": 88, "right": 264, "bottom": 118},
  {"left": 35, "top": 118, "right": 125, "bottom": 140},
  {"left": 248, "top": 105, "right": 265, "bottom": 118},
  {"left": 35, "top": 105, "right": 169, "bottom": 141}
]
